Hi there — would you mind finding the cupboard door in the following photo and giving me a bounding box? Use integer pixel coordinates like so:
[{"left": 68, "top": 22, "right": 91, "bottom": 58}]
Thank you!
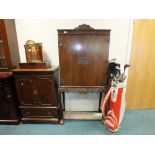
[
  {"left": 15, "top": 78, "right": 35, "bottom": 106},
  {"left": 59, "top": 34, "right": 84, "bottom": 86},
  {"left": 83, "top": 35, "right": 109, "bottom": 86},
  {"left": 36, "top": 78, "right": 57, "bottom": 106},
  {"left": 0, "top": 81, "right": 9, "bottom": 118}
]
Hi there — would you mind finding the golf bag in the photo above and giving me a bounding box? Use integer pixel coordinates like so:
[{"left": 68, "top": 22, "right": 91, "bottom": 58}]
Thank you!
[{"left": 101, "top": 60, "right": 130, "bottom": 132}]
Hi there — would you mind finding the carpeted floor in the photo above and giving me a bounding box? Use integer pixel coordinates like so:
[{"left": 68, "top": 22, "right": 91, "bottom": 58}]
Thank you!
[{"left": 0, "top": 109, "right": 155, "bottom": 135}]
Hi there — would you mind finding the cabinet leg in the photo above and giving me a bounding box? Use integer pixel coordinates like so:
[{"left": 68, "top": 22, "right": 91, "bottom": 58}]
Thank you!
[
  {"left": 59, "top": 98, "right": 64, "bottom": 125},
  {"left": 98, "top": 92, "right": 103, "bottom": 112},
  {"left": 60, "top": 119, "right": 64, "bottom": 125},
  {"left": 62, "top": 92, "right": 65, "bottom": 111}
]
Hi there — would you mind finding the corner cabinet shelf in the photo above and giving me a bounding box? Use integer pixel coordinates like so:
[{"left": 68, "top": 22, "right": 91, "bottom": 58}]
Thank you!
[{"left": 12, "top": 67, "right": 63, "bottom": 124}]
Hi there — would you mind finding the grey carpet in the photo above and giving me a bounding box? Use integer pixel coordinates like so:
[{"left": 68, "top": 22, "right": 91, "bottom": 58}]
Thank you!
[{"left": 0, "top": 109, "right": 155, "bottom": 135}]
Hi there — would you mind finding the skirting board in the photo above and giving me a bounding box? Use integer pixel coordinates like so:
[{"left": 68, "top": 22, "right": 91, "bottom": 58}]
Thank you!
[{"left": 63, "top": 111, "right": 102, "bottom": 120}]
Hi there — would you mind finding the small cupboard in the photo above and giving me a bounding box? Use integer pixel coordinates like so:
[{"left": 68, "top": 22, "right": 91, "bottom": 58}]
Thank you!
[{"left": 13, "top": 67, "right": 63, "bottom": 124}]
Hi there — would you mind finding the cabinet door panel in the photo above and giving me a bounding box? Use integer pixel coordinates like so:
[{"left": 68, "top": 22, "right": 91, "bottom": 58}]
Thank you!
[
  {"left": 83, "top": 35, "right": 109, "bottom": 86},
  {"left": 59, "top": 35, "right": 83, "bottom": 86},
  {"left": 15, "top": 78, "right": 35, "bottom": 106},
  {"left": 36, "top": 78, "right": 57, "bottom": 106},
  {"left": 0, "top": 81, "right": 9, "bottom": 118}
]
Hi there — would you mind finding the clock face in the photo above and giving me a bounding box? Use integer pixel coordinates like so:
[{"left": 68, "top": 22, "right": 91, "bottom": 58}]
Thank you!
[{"left": 24, "top": 41, "right": 43, "bottom": 63}]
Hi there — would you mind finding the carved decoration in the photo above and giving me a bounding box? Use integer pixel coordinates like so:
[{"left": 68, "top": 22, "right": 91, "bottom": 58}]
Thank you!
[
  {"left": 58, "top": 37, "right": 63, "bottom": 46},
  {"left": 74, "top": 24, "right": 94, "bottom": 31},
  {"left": 59, "top": 86, "right": 109, "bottom": 93}
]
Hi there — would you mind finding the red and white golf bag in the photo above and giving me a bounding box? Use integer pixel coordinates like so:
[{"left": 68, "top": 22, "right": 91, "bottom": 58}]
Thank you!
[
  {"left": 101, "top": 82, "right": 126, "bottom": 132},
  {"left": 101, "top": 61, "right": 130, "bottom": 132}
]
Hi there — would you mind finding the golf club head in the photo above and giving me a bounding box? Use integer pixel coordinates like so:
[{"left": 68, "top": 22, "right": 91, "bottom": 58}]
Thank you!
[{"left": 124, "top": 64, "right": 130, "bottom": 72}]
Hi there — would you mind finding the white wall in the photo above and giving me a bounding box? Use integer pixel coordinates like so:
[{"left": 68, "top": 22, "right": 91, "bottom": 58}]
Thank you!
[{"left": 15, "top": 19, "right": 132, "bottom": 111}]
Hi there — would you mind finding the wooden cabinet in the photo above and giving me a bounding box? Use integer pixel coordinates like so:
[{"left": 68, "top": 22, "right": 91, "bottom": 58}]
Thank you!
[
  {"left": 58, "top": 24, "right": 110, "bottom": 90},
  {"left": 13, "top": 67, "right": 63, "bottom": 124},
  {"left": 58, "top": 24, "right": 111, "bottom": 111},
  {"left": 0, "top": 73, "right": 19, "bottom": 123},
  {"left": 0, "top": 19, "right": 20, "bottom": 123}
]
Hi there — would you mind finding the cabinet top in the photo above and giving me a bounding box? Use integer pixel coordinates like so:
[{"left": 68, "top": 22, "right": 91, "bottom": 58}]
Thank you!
[
  {"left": 11, "top": 66, "right": 58, "bottom": 72},
  {"left": 58, "top": 24, "right": 110, "bottom": 35},
  {"left": 58, "top": 30, "right": 110, "bottom": 35},
  {"left": 0, "top": 71, "right": 12, "bottom": 79}
]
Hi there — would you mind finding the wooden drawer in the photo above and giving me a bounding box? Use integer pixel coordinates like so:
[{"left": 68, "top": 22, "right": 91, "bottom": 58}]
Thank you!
[{"left": 21, "top": 108, "right": 58, "bottom": 118}]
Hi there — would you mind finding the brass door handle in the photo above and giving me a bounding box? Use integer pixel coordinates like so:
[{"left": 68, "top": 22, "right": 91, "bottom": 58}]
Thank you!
[
  {"left": 33, "top": 90, "right": 38, "bottom": 95},
  {"left": 83, "top": 58, "right": 89, "bottom": 65},
  {"left": 77, "top": 58, "right": 83, "bottom": 65},
  {"left": 77, "top": 57, "right": 89, "bottom": 65}
]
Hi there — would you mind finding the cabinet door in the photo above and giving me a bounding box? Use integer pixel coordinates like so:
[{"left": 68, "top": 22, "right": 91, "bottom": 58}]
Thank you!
[
  {"left": 0, "top": 81, "right": 9, "bottom": 118},
  {"left": 59, "top": 34, "right": 83, "bottom": 86},
  {"left": 15, "top": 78, "right": 35, "bottom": 106},
  {"left": 36, "top": 78, "right": 57, "bottom": 106},
  {"left": 83, "top": 34, "right": 109, "bottom": 86}
]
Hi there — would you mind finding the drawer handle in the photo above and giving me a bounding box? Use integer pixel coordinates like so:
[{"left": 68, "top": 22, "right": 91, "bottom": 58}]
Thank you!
[
  {"left": 33, "top": 90, "right": 38, "bottom": 95},
  {"left": 48, "top": 111, "right": 52, "bottom": 115},
  {"left": 26, "top": 111, "right": 30, "bottom": 115},
  {"left": 20, "top": 101, "right": 24, "bottom": 104}
]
